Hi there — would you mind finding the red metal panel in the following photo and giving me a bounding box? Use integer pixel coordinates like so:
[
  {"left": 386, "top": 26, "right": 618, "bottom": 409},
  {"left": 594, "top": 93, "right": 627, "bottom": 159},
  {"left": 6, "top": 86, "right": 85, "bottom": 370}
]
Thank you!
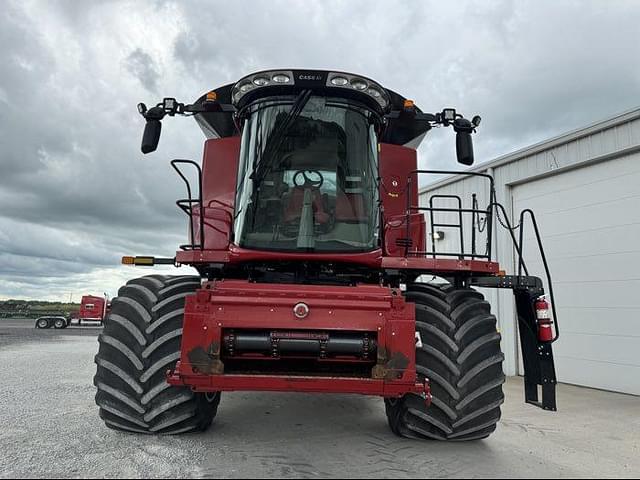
[
  {"left": 193, "top": 137, "right": 240, "bottom": 251},
  {"left": 384, "top": 213, "right": 426, "bottom": 257},
  {"left": 167, "top": 369, "right": 425, "bottom": 397},
  {"left": 382, "top": 256, "right": 500, "bottom": 274},
  {"left": 379, "top": 143, "right": 418, "bottom": 219},
  {"left": 379, "top": 143, "right": 427, "bottom": 256},
  {"left": 176, "top": 246, "right": 382, "bottom": 268},
  {"left": 201, "top": 137, "right": 240, "bottom": 211},
  {"left": 78, "top": 295, "right": 106, "bottom": 320},
  {"left": 168, "top": 281, "right": 426, "bottom": 399}
]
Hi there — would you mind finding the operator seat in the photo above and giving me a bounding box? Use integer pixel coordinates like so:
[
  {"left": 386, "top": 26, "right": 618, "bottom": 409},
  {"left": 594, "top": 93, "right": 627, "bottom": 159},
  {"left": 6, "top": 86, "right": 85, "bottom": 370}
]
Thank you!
[{"left": 283, "top": 186, "right": 330, "bottom": 224}]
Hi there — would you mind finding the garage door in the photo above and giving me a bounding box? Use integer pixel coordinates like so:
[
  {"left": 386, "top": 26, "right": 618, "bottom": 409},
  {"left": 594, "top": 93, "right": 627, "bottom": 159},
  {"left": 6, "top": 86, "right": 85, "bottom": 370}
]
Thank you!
[{"left": 512, "top": 152, "right": 640, "bottom": 395}]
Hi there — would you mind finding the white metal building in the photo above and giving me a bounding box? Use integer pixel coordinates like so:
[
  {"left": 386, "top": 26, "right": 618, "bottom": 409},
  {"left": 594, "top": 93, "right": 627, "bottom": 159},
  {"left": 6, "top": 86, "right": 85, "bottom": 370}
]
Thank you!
[{"left": 419, "top": 108, "right": 640, "bottom": 395}]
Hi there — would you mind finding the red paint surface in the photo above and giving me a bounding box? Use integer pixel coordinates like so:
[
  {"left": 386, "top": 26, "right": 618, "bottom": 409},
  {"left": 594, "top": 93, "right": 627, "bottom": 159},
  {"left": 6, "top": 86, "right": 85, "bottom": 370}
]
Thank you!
[
  {"left": 381, "top": 257, "right": 500, "bottom": 274},
  {"left": 190, "top": 137, "right": 240, "bottom": 251},
  {"left": 77, "top": 295, "right": 107, "bottom": 321},
  {"left": 167, "top": 281, "right": 427, "bottom": 399},
  {"left": 378, "top": 143, "right": 418, "bottom": 219},
  {"left": 176, "top": 139, "right": 500, "bottom": 275},
  {"left": 167, "top": 370, "right": 425, "bottom": 397}
]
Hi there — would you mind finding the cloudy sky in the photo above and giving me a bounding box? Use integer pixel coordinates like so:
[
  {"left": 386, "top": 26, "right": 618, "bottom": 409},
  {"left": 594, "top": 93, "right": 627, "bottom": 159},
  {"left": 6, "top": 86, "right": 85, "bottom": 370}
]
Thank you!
[{"left": 1, "top": 0, "right": 639, "bottom": 301}]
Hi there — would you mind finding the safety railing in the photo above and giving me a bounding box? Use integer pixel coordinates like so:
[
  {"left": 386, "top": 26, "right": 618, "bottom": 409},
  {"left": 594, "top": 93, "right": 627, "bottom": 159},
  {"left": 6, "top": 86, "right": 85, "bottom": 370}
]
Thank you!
[
  {"left": 171, "top": 159, "right": 205, "bottom": 251},
  {"left": 171, "top": 159, "right": 235, "bottom": 252},
  {"left": 404, "top": 170, "right": 497, "bottom": 260},
  {"left": 403, "top": 169, "right": 559, "bottom": 342}
]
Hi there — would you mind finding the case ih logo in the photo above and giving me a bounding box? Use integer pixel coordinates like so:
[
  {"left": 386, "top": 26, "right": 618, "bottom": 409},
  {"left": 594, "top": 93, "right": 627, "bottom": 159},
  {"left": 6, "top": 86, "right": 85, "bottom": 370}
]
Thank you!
[
  {"left": 293, "top": 302, "right": 310, "bottom": 319},
  {"left": 298, "top": 74, "right": 323, "bottom": 81}
]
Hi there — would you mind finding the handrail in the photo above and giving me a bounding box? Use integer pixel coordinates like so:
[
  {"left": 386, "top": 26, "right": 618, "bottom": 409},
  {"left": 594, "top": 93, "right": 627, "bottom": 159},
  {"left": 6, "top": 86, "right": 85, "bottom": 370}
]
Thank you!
[
  {"left": 429, "top": 195, "right": 464, "bottom": 259},
  {"left": 518, "top": 209, "right": 560, "bottom": 343},
  {"left": 171, "top": 159, "right": 204, "bottom": 250},
  {"left": 405, "top": 170, "right": 496, "bottom": 260},
  {"left": 401, "top": 169, "right": 559, "bottom": 343}
]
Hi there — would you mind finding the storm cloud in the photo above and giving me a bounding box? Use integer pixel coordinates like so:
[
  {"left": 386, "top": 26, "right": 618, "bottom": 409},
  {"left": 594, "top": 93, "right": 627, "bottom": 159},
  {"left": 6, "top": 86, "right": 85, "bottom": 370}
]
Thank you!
[{"left": 1, "top": 0, "right": 639, "bottom": 300}]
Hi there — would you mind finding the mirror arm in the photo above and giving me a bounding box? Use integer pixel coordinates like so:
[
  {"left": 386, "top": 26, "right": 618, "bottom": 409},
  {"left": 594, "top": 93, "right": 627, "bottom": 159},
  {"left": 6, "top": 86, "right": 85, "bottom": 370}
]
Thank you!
[{"left": 138, "top": 97, "right": 238, "bottom": 155}]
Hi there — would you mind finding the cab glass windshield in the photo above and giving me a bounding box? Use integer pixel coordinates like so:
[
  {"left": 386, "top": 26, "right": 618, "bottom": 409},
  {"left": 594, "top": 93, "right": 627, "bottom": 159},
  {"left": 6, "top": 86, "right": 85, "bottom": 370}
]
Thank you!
[{"left": 234, "top": 95, "right": 379, "bottom": 252}]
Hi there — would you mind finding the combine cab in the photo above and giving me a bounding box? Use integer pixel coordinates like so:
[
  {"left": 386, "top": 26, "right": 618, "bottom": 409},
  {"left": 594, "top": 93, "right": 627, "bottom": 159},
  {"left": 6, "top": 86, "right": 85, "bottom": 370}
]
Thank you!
[{"left": 94, "top": 70, "right": 558, "bottom": 439}]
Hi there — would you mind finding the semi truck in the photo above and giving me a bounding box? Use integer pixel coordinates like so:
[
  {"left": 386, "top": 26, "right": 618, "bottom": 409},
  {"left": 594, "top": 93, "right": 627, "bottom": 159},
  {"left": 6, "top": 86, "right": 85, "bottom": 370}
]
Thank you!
[{"left": 36, "top": 295, "right": 109, "bottom": 329}]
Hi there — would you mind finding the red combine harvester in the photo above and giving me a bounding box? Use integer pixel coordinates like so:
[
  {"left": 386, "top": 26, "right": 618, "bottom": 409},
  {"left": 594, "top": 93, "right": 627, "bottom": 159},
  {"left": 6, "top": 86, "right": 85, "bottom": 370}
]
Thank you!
[
  {"left": 36, "top": 295, "right": 109, "bottom": 329},
  {"left": 94, "top": 70, "right": 559, "bottom": 439}
]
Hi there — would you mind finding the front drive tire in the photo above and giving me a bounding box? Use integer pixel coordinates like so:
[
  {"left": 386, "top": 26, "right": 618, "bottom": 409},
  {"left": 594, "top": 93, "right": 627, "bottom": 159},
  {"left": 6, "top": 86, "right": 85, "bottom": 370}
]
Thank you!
[
  {"left": 385, "top": 283, "right": 505, "bottom": 441},
  {"left": 93, "top": 275, "right": 220, "bottom": 434}
]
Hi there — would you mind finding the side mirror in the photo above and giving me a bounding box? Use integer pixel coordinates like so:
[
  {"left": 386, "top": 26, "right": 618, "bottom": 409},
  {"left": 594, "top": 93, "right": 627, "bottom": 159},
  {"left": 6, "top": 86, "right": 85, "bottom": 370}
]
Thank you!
[
  {"left": 454, "top": 118, "right": 474, "bottom": 166},
  {"left": 141, "top": 119, "right": 162, "bottom": 154},
  {"left": 139, "top": 105, "right": 166, "bottom": 154}
]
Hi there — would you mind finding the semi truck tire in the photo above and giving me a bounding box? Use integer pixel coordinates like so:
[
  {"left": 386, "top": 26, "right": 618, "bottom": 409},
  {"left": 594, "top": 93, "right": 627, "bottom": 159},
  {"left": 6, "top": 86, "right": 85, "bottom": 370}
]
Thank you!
[
  {"left": 53, "top": 318, "right": 67, "bottom": 329},
  {"left": 93, "top": 275, "right": 220, "bottom": 434},
  {"left": 385, "top": 283, "right": 505, "bottom": 441},
  {"left": 35, "top": 318, "right": 51, "bottom": 329}
]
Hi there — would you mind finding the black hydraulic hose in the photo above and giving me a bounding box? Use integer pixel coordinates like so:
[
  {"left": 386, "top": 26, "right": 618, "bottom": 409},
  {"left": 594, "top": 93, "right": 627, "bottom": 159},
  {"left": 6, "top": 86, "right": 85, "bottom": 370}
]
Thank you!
[{"left": 490, "top": 202, "right": 529, "bottom": 276}]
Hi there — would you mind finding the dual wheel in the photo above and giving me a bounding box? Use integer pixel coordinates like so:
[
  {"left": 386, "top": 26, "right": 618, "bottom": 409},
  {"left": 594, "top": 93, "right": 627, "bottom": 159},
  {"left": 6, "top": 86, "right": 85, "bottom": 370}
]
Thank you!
[
  {"left": 35, "top": 317, "right": 68, "bottom": 329},
  {"left": 94, "top": 276, "right": 504, "bottom": 440}
]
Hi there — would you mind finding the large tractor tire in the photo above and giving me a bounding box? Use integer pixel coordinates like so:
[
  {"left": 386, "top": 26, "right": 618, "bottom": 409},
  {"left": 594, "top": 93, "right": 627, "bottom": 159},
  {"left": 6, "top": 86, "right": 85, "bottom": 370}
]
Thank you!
[
  {"left": 385, "top": 283, "right": 505, "bottom": 441},
  {"left": 93, "top": 275, "right": 220, "bottom": 434}
]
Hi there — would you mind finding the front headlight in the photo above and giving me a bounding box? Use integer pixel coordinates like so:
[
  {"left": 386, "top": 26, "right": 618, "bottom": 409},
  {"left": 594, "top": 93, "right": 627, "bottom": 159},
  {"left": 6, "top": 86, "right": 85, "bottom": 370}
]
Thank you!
[
  {"left": 231, "top": 70, "right": 295, "bottom": 105},
  {"left": 252, "top": 76, "right": 270, "bottom": 86},
  {"left": 271, "top": 73, "right": 291, "bottom": 83},
  {"left": 326, "top": 72, "right": 390, "bottom": 110},
  {"left": 330, "top": 76, "right": 349, "bottom": 86}
]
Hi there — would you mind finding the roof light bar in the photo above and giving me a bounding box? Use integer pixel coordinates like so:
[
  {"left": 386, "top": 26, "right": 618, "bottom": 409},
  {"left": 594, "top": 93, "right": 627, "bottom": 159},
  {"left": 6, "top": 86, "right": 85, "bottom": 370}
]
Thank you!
[{"left": 231, "top": 70, "right": 390, "bottom": 110}]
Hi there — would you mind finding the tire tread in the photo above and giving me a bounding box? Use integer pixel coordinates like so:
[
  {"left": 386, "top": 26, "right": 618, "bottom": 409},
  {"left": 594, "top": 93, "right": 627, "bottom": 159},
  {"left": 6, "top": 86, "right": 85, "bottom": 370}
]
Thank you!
[
  {"left": 94, "top": 275, "right": 220, "bottom": 435},
  {"left": 385, "top": 283, "right": 505, "bottom": 441}
]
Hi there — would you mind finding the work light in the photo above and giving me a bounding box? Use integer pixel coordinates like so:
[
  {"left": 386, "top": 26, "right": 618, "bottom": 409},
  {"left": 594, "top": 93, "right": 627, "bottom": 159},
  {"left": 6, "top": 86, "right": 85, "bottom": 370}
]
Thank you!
[
  {"left": 443, "top": 108, "right": 456, "bottom": 122},
  {"left": 272, "top": 73, "right": 291, "bottom": 83}
]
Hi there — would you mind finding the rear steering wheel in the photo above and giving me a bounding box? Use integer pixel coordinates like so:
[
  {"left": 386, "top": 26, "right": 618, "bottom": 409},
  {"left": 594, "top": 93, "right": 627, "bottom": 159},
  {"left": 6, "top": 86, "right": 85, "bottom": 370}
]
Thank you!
[{"left": 293, "top": 170, "right": 324, "bottom": 188}]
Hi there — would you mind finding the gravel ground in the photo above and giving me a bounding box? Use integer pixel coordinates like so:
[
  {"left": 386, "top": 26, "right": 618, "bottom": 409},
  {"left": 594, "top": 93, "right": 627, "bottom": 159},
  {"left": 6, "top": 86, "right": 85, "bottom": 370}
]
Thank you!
[
  {"left": 0, "top": 318, "right": 638, "bottom": 478},
  {"left": 0, "top": 318, "right": 100, "bottom": 348}
]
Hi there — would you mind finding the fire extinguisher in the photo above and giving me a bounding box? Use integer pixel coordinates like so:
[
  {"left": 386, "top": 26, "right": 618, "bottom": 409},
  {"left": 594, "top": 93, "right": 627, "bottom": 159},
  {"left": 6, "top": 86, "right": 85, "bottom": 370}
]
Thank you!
[{"left": 535, "top": 296, "right": 554, "bottom": 342}]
